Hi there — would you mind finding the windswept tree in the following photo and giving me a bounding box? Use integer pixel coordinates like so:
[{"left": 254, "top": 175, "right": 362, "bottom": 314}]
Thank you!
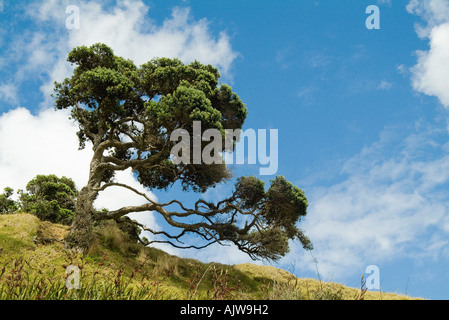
[{"left": 53, "top": 43, "right": 312, "bottom": 260}]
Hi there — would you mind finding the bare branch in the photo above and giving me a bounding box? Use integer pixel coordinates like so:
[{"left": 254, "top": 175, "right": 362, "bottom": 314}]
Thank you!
[
  {"left": 96, "top": 182, "right": 156, "bottom": 204},
  {"left": 145, "top": 239, "right": 218, "bottom": 250},
  {"left": 99, "top": 203, "right": 156, "bottom": 220}
]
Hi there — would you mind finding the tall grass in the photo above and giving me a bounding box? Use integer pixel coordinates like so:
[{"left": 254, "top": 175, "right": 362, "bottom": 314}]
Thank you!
[
  {"left": 0, "top": 214, "right": 419, "bottom": 300},
  {"left": 0, "top": 256, "right": 179, "bottom": 300}
]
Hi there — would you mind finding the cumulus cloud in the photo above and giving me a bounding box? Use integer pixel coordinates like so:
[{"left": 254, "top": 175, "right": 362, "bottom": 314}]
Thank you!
[
  {"left": 408, "top": 0, "right": 449, "bottom": 107},
  {"left": 407, "top": 0, "right": 449, "bottom": 35},
  {"left": 23, "top": 0, "right": 238, "bottom": 104},
  {"left": 0, "top": 107, "right": 91, "bottom": 191}
]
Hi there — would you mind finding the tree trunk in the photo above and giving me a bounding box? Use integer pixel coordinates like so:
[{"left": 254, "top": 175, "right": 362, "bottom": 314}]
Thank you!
[
  {"left": 65, "top": 186, "right": 98, "bottom": 252},
  {"left": 65, "top": 146, "right": 104, "bottom": 253}
]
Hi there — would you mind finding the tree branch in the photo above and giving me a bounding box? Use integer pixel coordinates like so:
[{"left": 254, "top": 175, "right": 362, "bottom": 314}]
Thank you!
[{"left": 145, "top": 239, "right": 218, "bottom": 250}]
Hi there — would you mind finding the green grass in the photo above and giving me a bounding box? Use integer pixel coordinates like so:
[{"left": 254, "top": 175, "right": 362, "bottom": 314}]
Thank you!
[{"left": 0, "top": 213, "right": 421, "bottom": 300}]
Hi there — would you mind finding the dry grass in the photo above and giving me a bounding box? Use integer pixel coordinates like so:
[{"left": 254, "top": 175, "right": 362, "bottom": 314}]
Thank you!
[
  {"left": 235, "top": 263, "right": 422, "bottom": 300},
  {"left": 0, "top": 213, "right": 424, "bottom": 300},
  {"left": 0, "top": 213, "right": 39, "bottom": 250}
]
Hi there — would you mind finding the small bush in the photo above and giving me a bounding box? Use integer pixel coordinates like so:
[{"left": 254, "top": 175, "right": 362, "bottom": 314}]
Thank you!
[
  {"left": 0, "top": 187, "right": 19, "bottom": 214},
  {"left": 19, "top": 175, "right": 77, "bottom": 225},
  {"left": 94, "top": 220, "right": 141, "bottom": 256}
]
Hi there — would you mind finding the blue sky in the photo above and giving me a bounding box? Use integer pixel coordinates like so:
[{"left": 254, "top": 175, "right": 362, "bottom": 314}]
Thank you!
[{"left": 1, "top": 0, "right": 449, "bottom": 299}]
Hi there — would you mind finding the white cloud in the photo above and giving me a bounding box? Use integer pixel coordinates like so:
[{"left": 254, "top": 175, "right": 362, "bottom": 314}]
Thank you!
[
  {"left": 296, "top": 86, "right": 319, "bottom": 106},
  {"left": 284, "top": 123, "right": 449, "bottom": 279},
  {"left": 0, "top": 107, "right": 91, "bottom": 193},
  {"left": 408, "top": 0, "right": 449, "bottom": 107},
  {"left": 407, "top": 0, "right": 449, "bottom": 35},
  {"left": 397, "top": 64, "right": 409, "bottom": 76},
  {"left": 378, "top": 80, "right": 393, "bottom": 90},
  {"left": 0, "top": 83, "right": 19, "bottom": 105},
  {"left": 23, "top": 0, "right": 239, "bottom": 105},
  {"left": 411, "top": 23, "right": 449, "bottom": 107},
  {"left": 378, "top": 0, "right": 392, "bottom": 6}
]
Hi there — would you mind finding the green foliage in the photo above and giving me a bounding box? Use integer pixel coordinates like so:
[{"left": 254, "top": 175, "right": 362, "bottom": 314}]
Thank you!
[
  {"left": 94, "top": 219, "right": 141, "bottom": 256},
  {"left": 116, "top": 216, "right": 143, "bottom": 244},
  {"left": 0, "top": 187, "right": 18, "bottom": 214},
  {"left": 94, "top": 210, "right": 143, "bottom": 245},
  {"left": 225, "top": 175, "right": 312, "bottom": 260},
  {"left": 19, "top": 175, "right": 78, "bottom": 225},
  {"left": 234, "top": 176, "right": 266, "bottom": 209},
  {"left": 263, "top": 176, "right": 311, "bottom": 248},
  {"left": 53, "top": 43, "right": 247, "bottom": 192}
]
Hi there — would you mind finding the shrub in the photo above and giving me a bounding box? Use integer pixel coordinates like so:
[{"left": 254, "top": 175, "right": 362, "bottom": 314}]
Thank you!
[
  {"left": 94, "top": 220, "right": 141, "bottom": 256},
  {"left": 19, "top": 175, "right": 78, "bottom": 225},
  {"left": 0, "top": 187, "right": 19, "bottom": 214}
]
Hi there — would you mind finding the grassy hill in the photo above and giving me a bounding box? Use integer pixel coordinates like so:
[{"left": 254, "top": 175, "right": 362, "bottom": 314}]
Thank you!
[{"left": 0, "top": 213, "right": 420, "bottom": 300}]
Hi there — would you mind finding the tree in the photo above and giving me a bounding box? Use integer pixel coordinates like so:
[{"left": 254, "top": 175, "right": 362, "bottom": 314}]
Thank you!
[
  {"left": 53, "top": 43, "right": 312, "bottom": 260},
  {"left": 19, "top": 174, "right": 78, "bottom": 225},
  {"left": 0, "top": 187, "right": 18, "bottom": 214}
]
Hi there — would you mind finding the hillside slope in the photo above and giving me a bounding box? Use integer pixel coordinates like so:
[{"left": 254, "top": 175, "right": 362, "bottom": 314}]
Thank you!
[{"left": 0, "top": 213, "right": 420, "bottom": 300}]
